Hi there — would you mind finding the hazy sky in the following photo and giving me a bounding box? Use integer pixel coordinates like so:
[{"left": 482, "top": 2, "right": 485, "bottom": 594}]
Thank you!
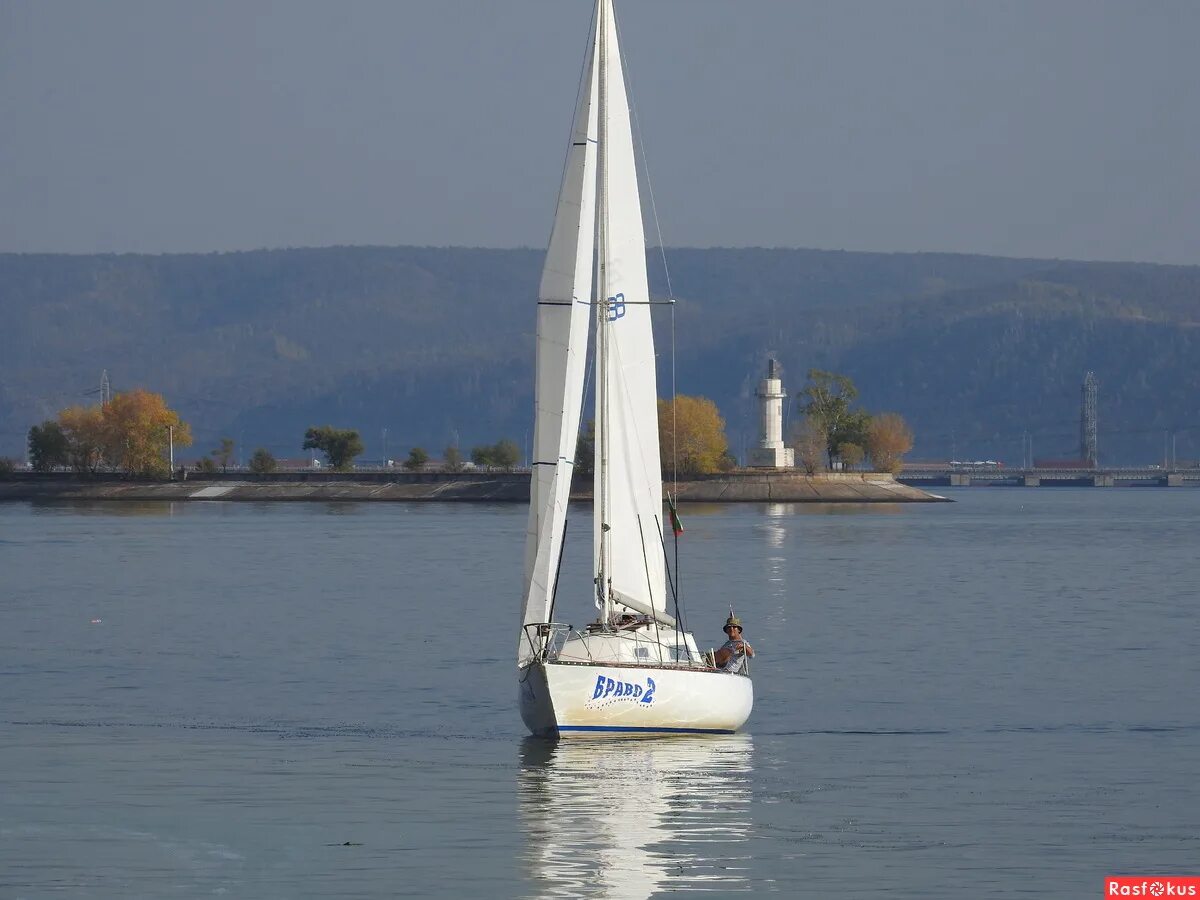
[{"left": 2, "top": 1, "right": 1198, "bottom": 263}]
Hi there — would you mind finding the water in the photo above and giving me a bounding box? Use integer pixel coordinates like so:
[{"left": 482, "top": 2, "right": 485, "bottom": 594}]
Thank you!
[{"left": 1, "top": 491, "right": 1197, "bottom": 898}]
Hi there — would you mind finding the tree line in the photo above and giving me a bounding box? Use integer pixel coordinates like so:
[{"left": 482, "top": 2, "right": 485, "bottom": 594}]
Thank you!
[
  {"left": 14, "top": 371, "right": 912, "bottom": 478},
  {"left": 302, "top": 426, "right": 521, "bottom": 473},
  {"left": 24, "top": 392, "right": 285, "bottom": 477},
  {"left": 19, "top": 405, "right": 525, "bottom": 477}
]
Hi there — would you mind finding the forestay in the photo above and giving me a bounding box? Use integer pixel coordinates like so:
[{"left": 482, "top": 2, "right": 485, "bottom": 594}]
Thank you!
[{"left": 519, "top": 6, "right": 600, "bottom": 665}]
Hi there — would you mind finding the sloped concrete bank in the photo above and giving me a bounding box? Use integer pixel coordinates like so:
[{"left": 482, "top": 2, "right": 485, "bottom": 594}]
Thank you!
[
  {"left": 664, "top": 472, "right": 946, "bottom": 503},
  {"left": 0, "top": 471, "right": 947, "bottom": 503}
]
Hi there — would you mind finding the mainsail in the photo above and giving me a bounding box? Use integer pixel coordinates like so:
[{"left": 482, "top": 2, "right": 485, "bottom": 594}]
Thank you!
[
  {"left": 519, "top": 5, "right": 600, "bottom": 663},
  {"left": 592, "top": 0, "right": 667, "bottom": 622}
]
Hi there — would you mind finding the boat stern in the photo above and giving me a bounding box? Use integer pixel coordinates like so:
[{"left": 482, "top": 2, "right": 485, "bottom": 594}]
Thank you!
[{"left": 524, "top": 660, "right": 753, "bottom": 737}]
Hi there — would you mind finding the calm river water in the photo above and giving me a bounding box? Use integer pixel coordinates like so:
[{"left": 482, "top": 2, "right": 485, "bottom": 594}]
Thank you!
[{"left": 1, "top": 490, "right": 1197, "bottom": 898}]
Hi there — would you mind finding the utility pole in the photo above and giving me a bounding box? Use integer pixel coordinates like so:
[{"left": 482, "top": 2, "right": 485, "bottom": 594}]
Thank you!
[
  {"left": 1080, "top": 372, "right": 1098, "bottom": 468},
  {"left": 168, "top": 424, "right": 175, "bottom": 475}
]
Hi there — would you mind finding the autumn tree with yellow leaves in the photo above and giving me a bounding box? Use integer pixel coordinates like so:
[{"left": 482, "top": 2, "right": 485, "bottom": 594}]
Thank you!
[
  {"left": 50, "top": 390, "right": 191, "bottom": 477},
  {"left": 103, "top": 390, "right": 192, "bottom": 476},
  {"left": 58, "top": 404, "right": 108, "bottom": 474},
  {"left": 865, "top": 412, "right": 914, "bottom": 475},
  {"left": 657, "top": 395, "right": 730, "bottom": 476}
]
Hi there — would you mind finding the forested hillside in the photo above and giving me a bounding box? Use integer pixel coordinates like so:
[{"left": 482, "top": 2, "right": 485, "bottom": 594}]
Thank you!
[{"left": 1, "top": 246, "right": 1197, "bottom": 465}]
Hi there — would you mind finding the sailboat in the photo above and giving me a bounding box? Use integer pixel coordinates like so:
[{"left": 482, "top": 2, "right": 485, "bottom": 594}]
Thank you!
[{"left": 518, "top": 0, "right": 753, "bottom": 737}]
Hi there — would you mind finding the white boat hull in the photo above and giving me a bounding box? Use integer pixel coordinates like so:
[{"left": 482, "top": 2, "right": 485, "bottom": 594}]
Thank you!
[{"left": 519, "top": 660, "right": 753, "bottom": 737}]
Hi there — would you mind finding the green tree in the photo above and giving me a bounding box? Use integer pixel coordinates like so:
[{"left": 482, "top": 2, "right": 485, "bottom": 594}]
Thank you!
[
  {"left": 403, "top": 447, "right": 429, "bottom": 472},
  {"left": 0, "top": 457, "right": 15, "bottom": 475},
  {"left": 444, "top": 444, "right": 464, "bottom": 473},
  {"left": 303, "top": 425, "right": 364, "bottom": 471},
  {"left": 800, "top": 370, "right": 871, "bottom": 466},
  {"left": 574, "top": 420, "right": 595, "bottom": 476},
  {"left": 837, "top": 410, "right": 871, "bottom": 461},
  {"left": 492, "top": 439, "right": 520, "bottom": 471},
  {"left": 196, "top": 456, "right": 218, "bottom": 473},
  {"left": 248, "top": 448, "right": 277, "bottom": 473},
  {"left": 658, "top": 395, "right": 729, "bottom": 475},
  {"left": 837, "top": 441, "right": 865, "bottom": 469},
  {"left": 470, "top": 441, "right": 519, "bottom": 470},
  {"left": 28, "top": 421, "right": 70, "bottom": 471},
  {"left": 212, "top": 437, "right": 235, "bottom": 473}
]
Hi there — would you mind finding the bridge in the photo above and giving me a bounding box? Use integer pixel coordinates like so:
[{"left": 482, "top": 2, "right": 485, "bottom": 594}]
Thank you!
[{"left": 899, "top": 466, "right": 1200, "bottom": 488}]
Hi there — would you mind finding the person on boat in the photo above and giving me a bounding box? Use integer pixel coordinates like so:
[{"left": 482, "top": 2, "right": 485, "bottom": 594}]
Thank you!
[
  {"left": 615, "top": 612, "right": 651, "bottom": 630},
  {"left": 714, "top": 615, "right": 754, "bottom": 673}
]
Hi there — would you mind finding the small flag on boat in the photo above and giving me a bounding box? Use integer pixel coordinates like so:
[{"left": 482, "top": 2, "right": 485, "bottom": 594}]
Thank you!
[{"left": 667, "top": 492, "right": 683, "bottom": 537}]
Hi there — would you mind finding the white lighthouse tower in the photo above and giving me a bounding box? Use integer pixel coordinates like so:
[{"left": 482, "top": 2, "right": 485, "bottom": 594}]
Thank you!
[{"left": 748, "top": 358, "right": 795, "bottom": 468}]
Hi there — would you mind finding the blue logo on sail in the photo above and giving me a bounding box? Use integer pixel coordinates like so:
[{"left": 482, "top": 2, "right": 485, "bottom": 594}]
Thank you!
[
  {"left": 606, "top": 293, "right": 626, "bottom": 321},
  {"left": 588, "top": 673, "right": 656, "bottom": 705}
]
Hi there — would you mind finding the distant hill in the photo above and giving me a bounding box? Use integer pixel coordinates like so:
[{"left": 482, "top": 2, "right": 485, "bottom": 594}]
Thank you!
[{"left": 1, "top": 246, "right": 1197, "bottom": 466}]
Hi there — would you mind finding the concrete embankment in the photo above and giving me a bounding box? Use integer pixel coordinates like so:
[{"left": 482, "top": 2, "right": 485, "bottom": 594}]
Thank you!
[
  {"left": 656, "top": 471, "right": 945, "bottom": 503},
  {"left": 0, "top": 471, "right": 947, "bottom": 503}
]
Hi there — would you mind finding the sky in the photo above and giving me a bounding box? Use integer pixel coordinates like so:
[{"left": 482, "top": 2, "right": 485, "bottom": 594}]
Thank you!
[{"left": 2, "top": 0, "right": 1198, "bottom": 264}]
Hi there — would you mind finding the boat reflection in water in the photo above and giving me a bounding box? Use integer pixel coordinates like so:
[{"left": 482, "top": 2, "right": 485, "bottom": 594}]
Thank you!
[{"left": 518, "top": 734, "right": 754, "bottom": 897}]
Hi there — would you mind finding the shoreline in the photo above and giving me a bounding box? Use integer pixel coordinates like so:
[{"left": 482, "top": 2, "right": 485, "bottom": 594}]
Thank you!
[{"left": 0, "top": 471, "right": 948, "bottom": 504}]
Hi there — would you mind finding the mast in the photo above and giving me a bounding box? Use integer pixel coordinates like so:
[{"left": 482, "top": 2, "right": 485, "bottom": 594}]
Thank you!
[{"left": 596, "top": 0, "right": 612, "bottom": 622}]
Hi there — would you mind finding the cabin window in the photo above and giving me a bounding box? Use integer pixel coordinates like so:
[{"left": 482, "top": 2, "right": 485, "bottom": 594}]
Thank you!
[{"left": 634, "top": 647, "right": 650, "bottom": 659}]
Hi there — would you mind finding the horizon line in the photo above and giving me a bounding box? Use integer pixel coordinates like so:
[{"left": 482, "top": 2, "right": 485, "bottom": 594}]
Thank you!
[{"left": 0, "top": 243, "right": 1194, "bottom": 270}]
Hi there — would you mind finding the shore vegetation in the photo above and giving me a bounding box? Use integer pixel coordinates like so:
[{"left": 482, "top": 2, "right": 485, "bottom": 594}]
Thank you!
[
  {"left": 793, "top": 370, "right": 914, "bottom": 474},
  {"left": 303, "top": 426, "right": 364, "bottom": 471},
  {"left": 403, "top": 447, "right": 429, "bottom": 472},
  {"left": 471, "top": 439, "right": 520, "bottom": 471},
  {"left": 28, "top": 390, "right": 191, "bottom": 477},
  {"left": 249, "top": 448, "right": 277, "bottom": 473},
  {"left": 658, "top": 395, "right": 731, "bottom": 475}
]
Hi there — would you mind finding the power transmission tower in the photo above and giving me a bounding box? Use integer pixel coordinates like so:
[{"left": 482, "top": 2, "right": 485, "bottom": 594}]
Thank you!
[
  {"left": 86, "top": 370, "right": 113, "bottom": 407},
  {"left": 1080, "top": 371, "right": 1098, "bottom": 468}
]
